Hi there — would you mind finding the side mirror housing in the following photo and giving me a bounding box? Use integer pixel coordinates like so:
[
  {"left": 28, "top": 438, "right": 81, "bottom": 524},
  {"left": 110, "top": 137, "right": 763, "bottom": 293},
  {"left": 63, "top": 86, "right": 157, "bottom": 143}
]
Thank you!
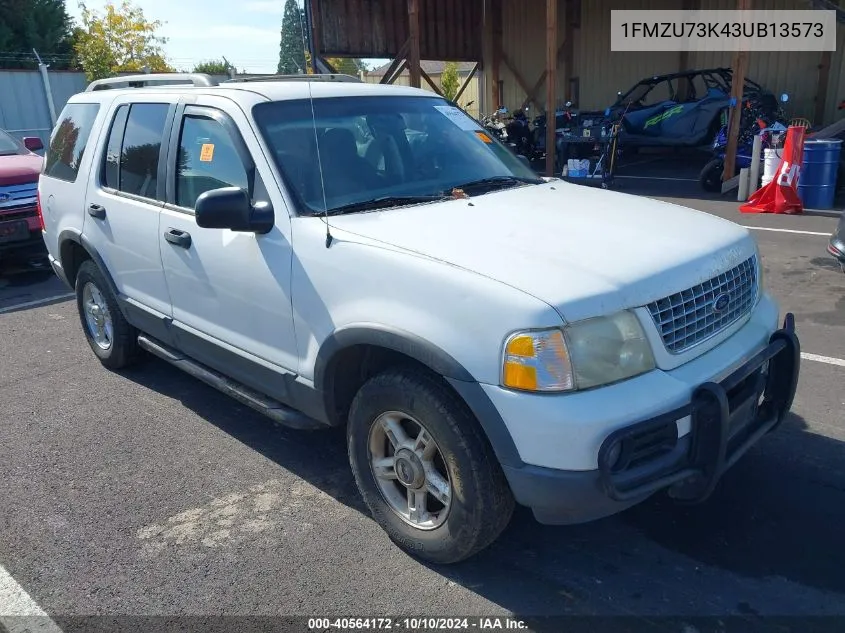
[
  {"left": 23, "top": 136, "right": 43, "bottom": 152},
  {"left": 194, "top": 187, "right": 274, "bottom": 234}
]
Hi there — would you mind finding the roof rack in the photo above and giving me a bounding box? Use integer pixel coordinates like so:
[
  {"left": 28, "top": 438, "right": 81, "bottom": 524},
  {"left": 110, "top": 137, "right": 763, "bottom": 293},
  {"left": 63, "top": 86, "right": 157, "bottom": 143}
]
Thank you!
[
  {"left": 222, "top": 73, "right": 362, "bottom": 84},
  {"left": 85, "top": 73, "right": 218, "bottom": 91}
]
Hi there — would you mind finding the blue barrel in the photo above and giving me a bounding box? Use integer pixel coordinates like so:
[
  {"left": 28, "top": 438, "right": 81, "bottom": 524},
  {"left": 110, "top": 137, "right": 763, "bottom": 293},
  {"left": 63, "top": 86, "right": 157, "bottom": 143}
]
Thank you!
[{"left": 798, "top": 139, "right": 842, "bottom": 210}]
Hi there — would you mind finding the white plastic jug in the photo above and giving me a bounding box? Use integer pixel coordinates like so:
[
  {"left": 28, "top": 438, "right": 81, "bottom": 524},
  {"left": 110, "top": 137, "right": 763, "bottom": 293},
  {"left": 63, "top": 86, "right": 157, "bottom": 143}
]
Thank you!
[{"left": 761, "top": 148, "right": 782, "bottom": 187}]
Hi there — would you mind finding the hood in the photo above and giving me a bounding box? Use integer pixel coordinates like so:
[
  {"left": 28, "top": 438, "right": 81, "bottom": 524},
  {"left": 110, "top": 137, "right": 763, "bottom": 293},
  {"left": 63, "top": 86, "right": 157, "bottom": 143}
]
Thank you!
[
  {"left": 329, "top": 181, "right": 756, "bottom": 323},
  {"left": 0, "top": 153, "right": 43, "bottom": 186}
]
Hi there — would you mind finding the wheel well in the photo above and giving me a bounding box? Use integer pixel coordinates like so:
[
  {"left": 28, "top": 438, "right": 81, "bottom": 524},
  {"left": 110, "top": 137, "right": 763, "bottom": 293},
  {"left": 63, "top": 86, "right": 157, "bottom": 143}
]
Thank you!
[
  {"left": 60, "top": 239, "right": 90, "bottom": 289},
  {"left": 325, "top": 344, "right": 467, "bottom": 427}
]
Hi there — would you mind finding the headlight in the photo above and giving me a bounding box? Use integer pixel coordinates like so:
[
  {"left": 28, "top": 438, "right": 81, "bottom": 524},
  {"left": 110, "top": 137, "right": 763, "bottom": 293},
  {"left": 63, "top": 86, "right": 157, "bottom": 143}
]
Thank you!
[{"left": 501, "top": 311, "right": 655, "bottom": 393}]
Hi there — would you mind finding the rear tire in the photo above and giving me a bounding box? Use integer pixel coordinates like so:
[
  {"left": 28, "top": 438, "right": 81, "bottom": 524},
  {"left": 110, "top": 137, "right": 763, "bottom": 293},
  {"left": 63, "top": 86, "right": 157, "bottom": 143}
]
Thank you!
[
  {"left": 347, "top": 367, "right": 515, "bottom": 564},
  {"left": 75, "top": 259, "right": 140, "bottom": 370},
  {"left": 699, "top": 158, "right": 724, "bottom": 192}
]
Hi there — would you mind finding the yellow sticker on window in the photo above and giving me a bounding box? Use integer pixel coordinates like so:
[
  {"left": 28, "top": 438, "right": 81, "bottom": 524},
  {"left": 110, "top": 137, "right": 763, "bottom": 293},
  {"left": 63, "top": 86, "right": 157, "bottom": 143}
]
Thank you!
[
  {"left": 476, "top": 131, "right": 493, "bottom": 144},
  {"left": 200, "top": 143, "right": 215, "bottom": 162}
]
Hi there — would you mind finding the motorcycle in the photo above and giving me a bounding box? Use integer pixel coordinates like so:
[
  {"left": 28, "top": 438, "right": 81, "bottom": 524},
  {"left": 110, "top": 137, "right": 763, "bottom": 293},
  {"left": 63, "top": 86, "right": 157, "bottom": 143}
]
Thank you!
[
  {"left": 480, "top": 108, "right": 509, "bottom": 144},
  {"left": 699, "top": 92, "right": 789, "bottom": 192}
]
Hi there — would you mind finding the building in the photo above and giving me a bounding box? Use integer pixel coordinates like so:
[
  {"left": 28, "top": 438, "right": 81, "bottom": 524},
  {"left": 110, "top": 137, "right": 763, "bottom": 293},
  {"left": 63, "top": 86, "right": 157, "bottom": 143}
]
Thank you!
[
  {"left": 363, "top": 60, "right": 481, "bottom": 118},
  {"left": 305, "top": 0, "right": 845, "bottom": 175}
]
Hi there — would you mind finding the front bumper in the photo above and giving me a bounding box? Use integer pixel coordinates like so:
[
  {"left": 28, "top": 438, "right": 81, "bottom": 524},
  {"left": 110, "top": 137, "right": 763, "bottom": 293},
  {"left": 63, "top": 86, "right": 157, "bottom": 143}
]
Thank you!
[{"left": 502, "top": 313, "right": 800, "bottom": 524}]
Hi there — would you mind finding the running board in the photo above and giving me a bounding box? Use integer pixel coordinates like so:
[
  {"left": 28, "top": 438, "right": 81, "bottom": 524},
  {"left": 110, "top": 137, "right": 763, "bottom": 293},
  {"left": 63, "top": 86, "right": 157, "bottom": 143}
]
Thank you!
[{"left": 137, "top": 334, "right": 326, "bottom": 430}]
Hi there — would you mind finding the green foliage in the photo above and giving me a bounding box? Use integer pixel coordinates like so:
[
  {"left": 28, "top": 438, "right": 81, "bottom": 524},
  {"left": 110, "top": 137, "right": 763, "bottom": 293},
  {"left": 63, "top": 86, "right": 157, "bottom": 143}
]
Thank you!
[
  {"left": 0, "top": 0, "right": 77, "bottom": 69},
  {"left": 193, "top": 59, "right": 230, "bottom": 75},
  {"left": 74, "top": 0, "right": 173, "bottom": 82},
  {"left": 440, "top": 62, "right": 460, "bottom": 102},
  {"left": 277, "top": 0, "right": 306, "bottom": 74},
  {"left": 325, "top": 57, "right": 362, "bottom": 77}
]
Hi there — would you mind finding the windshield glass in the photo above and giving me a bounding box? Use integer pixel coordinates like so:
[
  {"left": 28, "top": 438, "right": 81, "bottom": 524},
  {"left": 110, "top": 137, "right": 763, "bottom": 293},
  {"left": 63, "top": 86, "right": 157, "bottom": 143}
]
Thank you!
[
  {"left": 252, "top": 95, "right": 543, "bottom": 215},
  {"left": 0, "top": 129, "right": 22, "bottom": 155}
]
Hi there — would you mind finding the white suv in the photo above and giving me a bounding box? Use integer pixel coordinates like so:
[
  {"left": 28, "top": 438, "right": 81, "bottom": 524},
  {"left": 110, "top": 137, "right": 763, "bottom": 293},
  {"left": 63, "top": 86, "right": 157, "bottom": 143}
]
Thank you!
[{"left": 38, "top": 73, "right": 801, "bottom": 564}]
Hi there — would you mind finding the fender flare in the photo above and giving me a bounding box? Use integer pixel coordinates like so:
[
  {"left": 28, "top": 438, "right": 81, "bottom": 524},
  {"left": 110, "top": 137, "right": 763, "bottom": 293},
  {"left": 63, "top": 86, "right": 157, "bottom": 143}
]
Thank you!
[
  {"left": 58, "top": 229, "right": 123, "bottom": 311},
  {"left": 314, "top": 325, "right": 523, "bottom": 467}
]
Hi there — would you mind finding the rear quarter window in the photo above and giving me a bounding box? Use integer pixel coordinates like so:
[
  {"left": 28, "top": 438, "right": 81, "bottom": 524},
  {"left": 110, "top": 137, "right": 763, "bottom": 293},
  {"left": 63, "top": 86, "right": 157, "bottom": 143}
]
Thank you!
[{"left": 44, "top": 103, "right": 101, "bottom": 183}]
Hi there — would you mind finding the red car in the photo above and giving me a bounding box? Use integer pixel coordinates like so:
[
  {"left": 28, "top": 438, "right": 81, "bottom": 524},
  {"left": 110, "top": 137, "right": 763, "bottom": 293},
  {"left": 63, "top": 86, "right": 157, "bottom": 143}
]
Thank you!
[{"left": 0, "top": 128, "right": 46, "bottom": 263}]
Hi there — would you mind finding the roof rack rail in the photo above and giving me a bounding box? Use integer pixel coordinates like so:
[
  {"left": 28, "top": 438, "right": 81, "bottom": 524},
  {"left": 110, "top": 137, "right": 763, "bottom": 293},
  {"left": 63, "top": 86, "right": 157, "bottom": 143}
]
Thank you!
[
  {"left": 222, "top": 73, "right": 362, "bottom": 84},
  {"left": 85, "top": 73, "right": 218, "bottom": 92}
]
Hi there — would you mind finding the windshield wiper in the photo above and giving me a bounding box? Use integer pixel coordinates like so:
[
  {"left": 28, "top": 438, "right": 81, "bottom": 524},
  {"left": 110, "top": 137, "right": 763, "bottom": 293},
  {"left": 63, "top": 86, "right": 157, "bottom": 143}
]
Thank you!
[
  {"left": 323, "top": 195, "right": 449, "bottom": 216},
  {"left": 446, "top": 175, "right": 541, "bottom": 195}
]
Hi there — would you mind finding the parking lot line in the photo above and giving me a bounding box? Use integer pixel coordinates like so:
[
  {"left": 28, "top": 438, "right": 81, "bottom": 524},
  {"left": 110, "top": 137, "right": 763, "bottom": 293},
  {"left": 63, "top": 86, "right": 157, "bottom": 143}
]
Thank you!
[
  {"left": 802, "top": 352, "right": 845, "bottom": 368},
  {"left": 744, "top": 226, "right": 831, "bottom": 237},
  {"left": 0, "top": 564, "right": 63, "bottom": 632},
  {"left": 0, "top": 294, "right": 74, "bottom": 315}
]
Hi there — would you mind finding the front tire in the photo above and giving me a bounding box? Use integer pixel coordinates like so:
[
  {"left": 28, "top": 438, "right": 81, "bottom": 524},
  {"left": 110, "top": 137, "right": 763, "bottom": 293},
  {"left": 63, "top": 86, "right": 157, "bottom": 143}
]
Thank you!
[
  {"left": 699, "top": 158, "right": 724, "bottom": 192},
  {"left": 347, "top": 368, "right": 515, "bottom": 564},
  {"left": 75, "top": 259, "right": 140, "bottom": 370}
]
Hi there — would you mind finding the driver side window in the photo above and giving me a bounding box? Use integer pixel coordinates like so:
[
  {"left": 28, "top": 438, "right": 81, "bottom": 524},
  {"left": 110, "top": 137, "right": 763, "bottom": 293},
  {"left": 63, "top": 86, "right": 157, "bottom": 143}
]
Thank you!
[{"left": 176, "top": 114, "right": 249, "bottom": 209}]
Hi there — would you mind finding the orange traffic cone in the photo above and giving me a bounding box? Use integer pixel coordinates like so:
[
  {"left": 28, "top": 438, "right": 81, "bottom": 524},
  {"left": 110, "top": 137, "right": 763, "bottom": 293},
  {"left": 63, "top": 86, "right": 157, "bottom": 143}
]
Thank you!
[{"left": 740, "top": 125, "right": 806, "bottom": 215}]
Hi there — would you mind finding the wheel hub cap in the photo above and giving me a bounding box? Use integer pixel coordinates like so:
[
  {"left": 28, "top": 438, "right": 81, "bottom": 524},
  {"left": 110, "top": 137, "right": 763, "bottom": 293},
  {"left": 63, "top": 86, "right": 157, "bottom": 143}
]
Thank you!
[
  {"left": 368, "top": 411, "right": 453, "bottom": 530},
  {"left": 393, "top": 449, "right": 425, "bottom": 489}
]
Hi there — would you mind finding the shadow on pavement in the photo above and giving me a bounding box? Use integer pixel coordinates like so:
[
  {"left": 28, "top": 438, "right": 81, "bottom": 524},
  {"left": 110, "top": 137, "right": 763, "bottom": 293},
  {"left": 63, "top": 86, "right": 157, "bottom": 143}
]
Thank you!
[{"left": 124, "top": 358, "right": 845, "bottom": 622}]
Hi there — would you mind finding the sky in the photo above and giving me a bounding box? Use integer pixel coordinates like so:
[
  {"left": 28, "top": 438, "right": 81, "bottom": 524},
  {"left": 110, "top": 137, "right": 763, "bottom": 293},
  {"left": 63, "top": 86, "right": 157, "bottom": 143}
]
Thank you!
[{"left": 64, "top": 0, "right": 388, "bottom": 74}]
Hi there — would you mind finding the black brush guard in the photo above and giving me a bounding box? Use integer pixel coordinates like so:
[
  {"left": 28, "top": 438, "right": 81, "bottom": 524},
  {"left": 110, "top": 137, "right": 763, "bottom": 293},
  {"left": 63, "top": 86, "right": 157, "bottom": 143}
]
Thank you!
[{"left": 597, "top": 313, "right": 800, "bottom": 504}]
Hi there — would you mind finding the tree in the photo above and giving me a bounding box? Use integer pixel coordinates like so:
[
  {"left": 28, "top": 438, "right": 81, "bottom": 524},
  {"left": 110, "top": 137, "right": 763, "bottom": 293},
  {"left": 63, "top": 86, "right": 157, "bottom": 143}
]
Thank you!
[
  {"left": 325, "top": 57, "right": 362, "bottom": 77},
  {"left": 440, "top": 62, "right": 460, "bottom": 102},
  {"left": 277, "top": 0, "right": 306, "bottom": 74},
  {"left": 193, "top": 59, "right": 230, "bottom": 75},
  {"left": 74, "top": 0, "right": 173, "bottom": 81},
  {"left": 0, "top": 0, "right": 77, "bottom": 69}
]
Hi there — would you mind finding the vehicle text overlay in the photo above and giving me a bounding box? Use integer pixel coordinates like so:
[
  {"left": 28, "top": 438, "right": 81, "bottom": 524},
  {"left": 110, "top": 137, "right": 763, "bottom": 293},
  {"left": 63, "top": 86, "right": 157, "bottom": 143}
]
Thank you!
[{"left": 610, "top": 10, "right": 837, "bottom": 51}]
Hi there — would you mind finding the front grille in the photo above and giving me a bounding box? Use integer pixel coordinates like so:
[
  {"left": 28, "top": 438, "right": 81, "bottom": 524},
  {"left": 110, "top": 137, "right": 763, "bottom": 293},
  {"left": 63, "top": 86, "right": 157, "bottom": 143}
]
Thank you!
[
  {"left": 647, "top": 255, "right": 758, "bottom": 354},
  {"left": 0, "top": 182, "right": 38, "bottom": 210}
]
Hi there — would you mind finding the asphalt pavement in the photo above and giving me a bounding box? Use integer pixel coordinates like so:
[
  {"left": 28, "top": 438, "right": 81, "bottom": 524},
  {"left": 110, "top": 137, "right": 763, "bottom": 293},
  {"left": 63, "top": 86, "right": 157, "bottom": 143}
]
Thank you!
[{"left": 1, "top": 193, "right": 844, "bottom": 632}]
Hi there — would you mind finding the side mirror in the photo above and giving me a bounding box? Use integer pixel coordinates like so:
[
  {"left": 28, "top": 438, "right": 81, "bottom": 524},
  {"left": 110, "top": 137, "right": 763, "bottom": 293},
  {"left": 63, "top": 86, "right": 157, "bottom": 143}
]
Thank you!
[
  {"left": 195, "top": 187, "right": 274, "bottom": 234},
  {"left": 781, "top": 93, "right": 789, "bottom": 103},
  {"left": 23, "top": 136, "right": 43, "bottom": 152}
]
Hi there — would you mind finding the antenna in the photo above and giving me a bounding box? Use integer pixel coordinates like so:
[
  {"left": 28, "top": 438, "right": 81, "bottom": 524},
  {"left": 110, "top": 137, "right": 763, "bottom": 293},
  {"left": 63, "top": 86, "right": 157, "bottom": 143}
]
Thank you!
[{"left": 306, "top": 81, "right": 333, "bottom": 247}]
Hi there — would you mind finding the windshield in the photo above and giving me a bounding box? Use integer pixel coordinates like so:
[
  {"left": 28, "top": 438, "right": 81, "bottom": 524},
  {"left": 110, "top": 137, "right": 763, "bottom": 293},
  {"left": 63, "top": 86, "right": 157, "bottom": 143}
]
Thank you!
[
  {"left": 0, "top": 129, "right": 23, "bottom": 156},
  {"left": 252, "top": 95, "right": 543, "bottom": 215}
]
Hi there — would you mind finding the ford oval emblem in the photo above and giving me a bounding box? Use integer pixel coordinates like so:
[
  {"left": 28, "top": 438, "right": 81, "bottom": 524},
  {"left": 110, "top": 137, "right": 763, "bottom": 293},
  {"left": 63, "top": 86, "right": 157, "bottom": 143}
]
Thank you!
[{"left": 712, "top": 293, "right": 731, "bottom": 313}]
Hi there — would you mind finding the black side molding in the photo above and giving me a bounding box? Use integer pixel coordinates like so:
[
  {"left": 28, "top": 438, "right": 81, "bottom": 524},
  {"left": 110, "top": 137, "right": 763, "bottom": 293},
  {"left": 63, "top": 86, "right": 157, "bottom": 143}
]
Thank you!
[{"left": 137, "top": 334, "right": 329, "bottom": 431}]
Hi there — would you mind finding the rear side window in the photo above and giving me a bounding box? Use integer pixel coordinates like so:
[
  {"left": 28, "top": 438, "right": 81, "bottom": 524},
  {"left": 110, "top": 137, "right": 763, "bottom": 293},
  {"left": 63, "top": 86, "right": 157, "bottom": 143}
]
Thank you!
[
  {"left": 44, "top": 103, "right": 101, "bottom": 182},
  {"left": 117, "top": 103, "right": 170, "bottom": 199},
  {"left": 103, "top": 105, "right": 129, "bottom": 189}
]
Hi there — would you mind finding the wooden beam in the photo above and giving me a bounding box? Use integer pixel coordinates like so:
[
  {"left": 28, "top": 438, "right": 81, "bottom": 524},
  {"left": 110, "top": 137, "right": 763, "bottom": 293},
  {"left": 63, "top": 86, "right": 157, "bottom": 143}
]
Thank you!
[
  {"left": 816, "top": 50, "right": 832, "bottom": 125},
  {"left": 563, "top": 0, "right": 574, "bottom": 102},
  {"left": 492, "top": 0, "right": 502, "bottom": 109},
  {"left": 408, "top": 0, "right": 421, "bottom": 88},
  {"left": 420, "top": 67, "right": 444, "bottom": 96},
  {"left": 378, "top": 39, "right": 410, "bottom": 84},
  {"left": 386, "top": 59, "right": 409, "bottom": 84},
  {"left": 501, "top": 51, "right": 544, "bottom": 112},
  {"left": 454, "top": 63, "right": 479, "bottom": 103},
  {"left": 723, "top": 0, "right": 750, "bottom": 182},
  {"left": 310, "top": 0, "right": 323, "bottom": 63},
  {"left": 521, "top": 41, "right": 566, "bottom": 112},
  {"left": 546, "top": 0, "right": 558, "bottom": 177}
]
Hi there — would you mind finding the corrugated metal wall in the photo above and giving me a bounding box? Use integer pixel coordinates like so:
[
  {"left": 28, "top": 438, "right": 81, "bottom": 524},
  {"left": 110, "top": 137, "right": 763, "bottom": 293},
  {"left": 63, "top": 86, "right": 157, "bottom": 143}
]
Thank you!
[
  {"left": 0, "top": 71, "right": 87, "bottom": 146},
  {"left": 490, "top": 0, "right": 845, "bottom": 126}
]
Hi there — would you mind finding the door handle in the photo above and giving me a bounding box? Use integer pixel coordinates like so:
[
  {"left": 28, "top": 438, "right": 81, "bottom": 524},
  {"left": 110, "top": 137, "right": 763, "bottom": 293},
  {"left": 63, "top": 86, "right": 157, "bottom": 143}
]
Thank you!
[
  {"left": 87, "top": 203, "right": 106, "bottom": 219},
  {"left": 164, "top": 228, "right": 192, "bottom": 249}
]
